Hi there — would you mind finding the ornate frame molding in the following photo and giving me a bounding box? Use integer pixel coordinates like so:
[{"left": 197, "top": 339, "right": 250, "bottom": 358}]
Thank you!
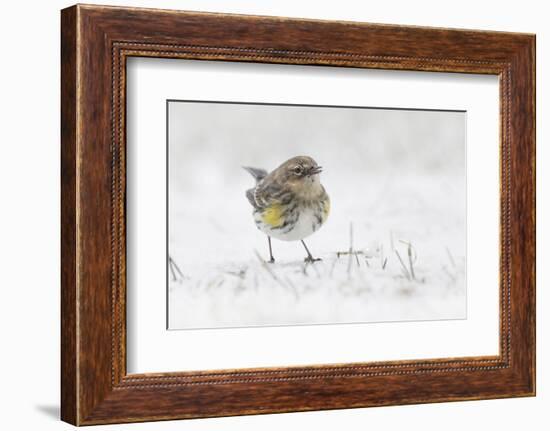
[{"left": 61, "top": 5, "right": 535, "bottom": 425}]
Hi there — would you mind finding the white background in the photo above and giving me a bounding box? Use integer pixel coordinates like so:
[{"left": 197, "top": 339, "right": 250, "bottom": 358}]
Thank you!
[{"left": 0, "top": 0, "right": 546, "bottom": 430}]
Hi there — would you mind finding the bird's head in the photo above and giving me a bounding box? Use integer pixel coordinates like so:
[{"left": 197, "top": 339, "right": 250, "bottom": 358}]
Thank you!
[{"left": 276, "top": 156, "right": 323, "bottom": 197}]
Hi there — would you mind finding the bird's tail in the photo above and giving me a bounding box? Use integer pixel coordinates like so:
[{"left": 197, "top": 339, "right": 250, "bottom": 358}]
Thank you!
[{"left": 242, "top": 166, "right": 268, "bottom": 183}]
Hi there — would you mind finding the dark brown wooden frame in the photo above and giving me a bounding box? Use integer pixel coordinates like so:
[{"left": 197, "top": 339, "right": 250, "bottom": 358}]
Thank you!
[{"left": 61, "top": 4, "right": 535, "bottom": 426}]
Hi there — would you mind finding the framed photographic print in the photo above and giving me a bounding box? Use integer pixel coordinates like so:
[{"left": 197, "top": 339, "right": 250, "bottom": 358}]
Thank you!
[
  {"left": 61, "top": 4, "right": 536, "bottom": 425},
  {"left": 165, "top": 100, "right": 467, "bottom": 331}
]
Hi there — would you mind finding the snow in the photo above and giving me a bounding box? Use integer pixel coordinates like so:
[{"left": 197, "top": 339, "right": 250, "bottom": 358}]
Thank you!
[{"left": 167, "top": 102, "right": 466, "bottom": 330}]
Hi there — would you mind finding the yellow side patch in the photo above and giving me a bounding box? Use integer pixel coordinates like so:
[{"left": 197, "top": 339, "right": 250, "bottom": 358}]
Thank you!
[
  {"left": 261, "top": 204, "right": 284, "bottom": 227},
  {"left": 322, "top": 198, "right": 331, "bottom": 222}
]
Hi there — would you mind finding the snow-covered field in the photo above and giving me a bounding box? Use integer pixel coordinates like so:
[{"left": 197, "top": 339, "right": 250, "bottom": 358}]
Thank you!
[{"left": 168, "top": 102, "right": 466, "bottom": 329}]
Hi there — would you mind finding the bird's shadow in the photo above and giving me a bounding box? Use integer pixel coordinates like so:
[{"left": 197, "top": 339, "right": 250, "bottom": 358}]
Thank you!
[{"left": 35, "top": 404, "right": 59, "bottom": 420}]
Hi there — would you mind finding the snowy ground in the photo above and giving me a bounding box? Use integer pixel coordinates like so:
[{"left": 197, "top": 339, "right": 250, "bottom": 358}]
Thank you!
[
  {"left": 167, "top": 102, "right": 466, "bottom": 330},
  {"left": 168, "top": 174, "right": 466, "bottom": 329}
]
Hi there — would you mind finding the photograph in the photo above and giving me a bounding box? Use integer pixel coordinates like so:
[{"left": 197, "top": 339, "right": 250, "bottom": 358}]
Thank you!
[{"left": 167, "top": 100, "right": 467, "bottom": 330}]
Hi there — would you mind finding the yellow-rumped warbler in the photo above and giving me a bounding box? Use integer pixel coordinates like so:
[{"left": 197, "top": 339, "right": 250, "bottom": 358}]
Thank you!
[{"left": 244, "top": 156, "right": 330, "bottom": 263}]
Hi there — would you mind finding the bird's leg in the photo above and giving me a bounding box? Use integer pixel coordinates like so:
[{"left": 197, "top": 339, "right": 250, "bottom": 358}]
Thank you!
[
  {"left": 301, "top": 240, "right": 321, "bottom": 263},
  {"left": 267, "top": 236, "right": 275, "bottom": 263}
]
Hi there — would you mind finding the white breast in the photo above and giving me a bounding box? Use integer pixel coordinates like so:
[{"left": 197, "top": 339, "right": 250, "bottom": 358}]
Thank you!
[{"left": 255, "top": 206, "right": 322, "bottom": 242}]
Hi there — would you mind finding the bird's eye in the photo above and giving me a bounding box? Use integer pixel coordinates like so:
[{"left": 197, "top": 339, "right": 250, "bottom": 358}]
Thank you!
[{"left": 293, "top": 166, "right": 303, "bottom": 175}]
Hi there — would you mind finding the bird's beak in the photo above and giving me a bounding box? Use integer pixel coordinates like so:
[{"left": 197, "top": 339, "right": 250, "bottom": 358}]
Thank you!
[{"left": 308, "top": 166, "right": 323, "bottom": 176}]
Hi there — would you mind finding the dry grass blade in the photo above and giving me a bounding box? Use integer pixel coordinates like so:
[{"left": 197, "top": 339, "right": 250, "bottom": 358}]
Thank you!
[
  {"left": 226, "top": 268, "right": 247, "bottom": 279},
  {"left": 347, "top": 222, "right": 354, "bottom": 275},
  {"left": 254, "top": 250, "right": 287, "bottom": 288},
  {"left": 445, "top": 246, "right": 456, "bottom": 268},
  {"left": 284, "top": 276, "right": 300, "bottom": 300},
  {"left": 442, "top": 265, "right": 456, "bottom": 281},
  {"left": 407, "top": 243, "right": 416, "bottom": 280},
  {"left": 168, "top": 255, "right": 185, "bottom": 281},
  {"left": 395, "top": 250, "right": 411, "bottom": 280},
  {"left": 337, "top": 250, "right": 365, "bottom": 257},
  {"left": 329, "top": 256, "right": 338, "bottom": 277},
  {"left": 168, "top": 260, "right": 177, "bottom": 281},
  {"left": 398, "top": 239, "right": 417, "bottom": 263}
]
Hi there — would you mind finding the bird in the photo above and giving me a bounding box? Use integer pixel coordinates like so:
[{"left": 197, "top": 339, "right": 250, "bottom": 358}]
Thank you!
[{"left": 243, "top": 156, "right": 330, "bottom": 264}]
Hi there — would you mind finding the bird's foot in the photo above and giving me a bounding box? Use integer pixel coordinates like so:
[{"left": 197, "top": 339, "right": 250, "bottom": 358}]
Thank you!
[
  {"left": 304, "top": 256, "right": 322, "bottom": 264},
  {"left": 267, "top": 257, "right": 276, "bottom": 264}
]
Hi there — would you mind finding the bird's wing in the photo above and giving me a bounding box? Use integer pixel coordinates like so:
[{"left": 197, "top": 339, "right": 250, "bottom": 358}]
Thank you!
[
  {"left": 252, "top": 180, "right": 293, "bottom": 209},
  {"left": 245, "top": 188, "right": 260, "bottom": 209}
]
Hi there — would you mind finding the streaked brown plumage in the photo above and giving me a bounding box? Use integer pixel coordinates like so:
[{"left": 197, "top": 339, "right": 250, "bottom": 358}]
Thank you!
[{"left": 244, "top": 156, "right": 330, "bottom": 263}]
